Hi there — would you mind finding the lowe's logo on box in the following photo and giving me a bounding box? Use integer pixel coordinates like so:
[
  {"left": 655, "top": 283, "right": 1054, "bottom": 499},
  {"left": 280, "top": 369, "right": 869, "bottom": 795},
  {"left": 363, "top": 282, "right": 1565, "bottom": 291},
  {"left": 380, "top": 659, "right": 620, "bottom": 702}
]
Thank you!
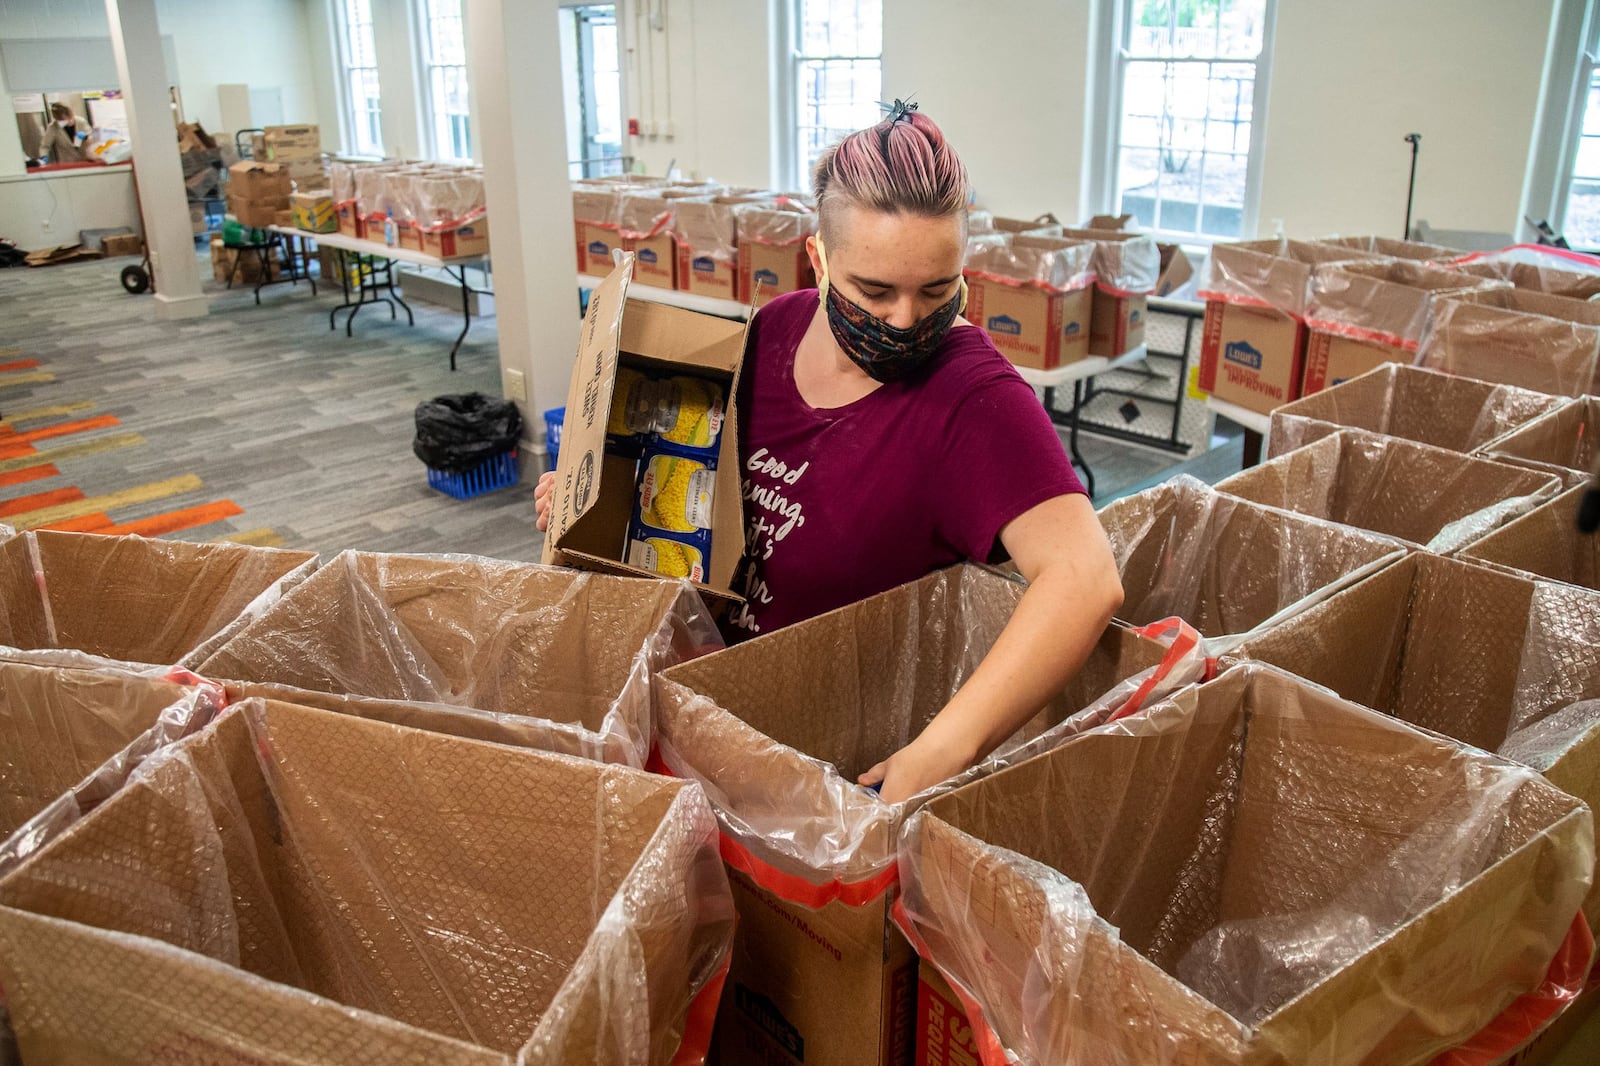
[
  {"left": 754, "top": 268, "right": 779, "bottom": 286},
  {"left": 587, "top": 240, "right": 609, "bottom": 256},
  {"left": 987, "top": 314, "right": 1022, "bottom": 336},
  {"left": 638, "top": 248, "right": 658, "bottom": 264},
  {"left": 1065, "top": 322, "right": 1081, "bottom": 336},
  {"left": 693, "top": 255, "right": 715, "bottom": 272},
  {"left": 1225, "top": 339, "right": 1263, "bottom": 370},
  {"left": 1130, "top": 310, "right": 1142, "bottom": 324}
]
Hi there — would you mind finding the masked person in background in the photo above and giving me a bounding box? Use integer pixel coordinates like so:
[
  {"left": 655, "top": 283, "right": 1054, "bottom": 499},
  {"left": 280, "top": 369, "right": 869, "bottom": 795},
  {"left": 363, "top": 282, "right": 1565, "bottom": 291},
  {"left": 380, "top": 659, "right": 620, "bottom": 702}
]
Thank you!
[
  {"left": 40, "top": 103, "right": 90, "bottom": 164},
  {"left": 538, "top": 103, "right": 1123, "bottom": 802}
]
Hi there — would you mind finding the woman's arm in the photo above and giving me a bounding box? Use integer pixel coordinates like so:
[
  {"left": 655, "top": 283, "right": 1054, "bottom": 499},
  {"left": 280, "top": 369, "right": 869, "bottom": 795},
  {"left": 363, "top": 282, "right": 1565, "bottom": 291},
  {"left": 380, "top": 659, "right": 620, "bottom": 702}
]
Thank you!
[{"left": 860, "top": 492, "right": 1124, "bottom": 803}]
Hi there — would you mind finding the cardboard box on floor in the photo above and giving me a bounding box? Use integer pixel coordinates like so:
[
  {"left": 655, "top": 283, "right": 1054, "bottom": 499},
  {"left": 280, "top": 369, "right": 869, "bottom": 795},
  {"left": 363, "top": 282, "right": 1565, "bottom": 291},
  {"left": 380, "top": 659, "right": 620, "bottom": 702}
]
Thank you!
[
  {"left": 1198, "top": 238, "right": 1382, "bottom": 415},
  {"left": 197, "top": 548, "right": 717, "bottom": 766},
  {"left": 1229, "top": 550, "right": 1600, "bottom": 929},
  {"left": 542, "top": 255, "right": 749, "bottom": 604},
  {"left": 1055, "top": 227, "right": 1161, "bottom": 357},
  {"left": 1462, "top": 484, "right": 1600, "bottom": 594},
  {"left": 1301, "top": 258, "right": 1500, "bottom": 395},
  {"left": 1419, "top": 287, "right": 1600, "bottom": 397},
  {"left": 1214, "top": 428, "right": 1560, "bottom": 553},
  {"left": 655, "top": 564, "right": 1186, "bottom": 1066},
  {"left": 1482, "top": 396, "right": 1600, "bottom": 488},
  {"left": 100, "top": 233, "right": 142, "bottom": 257},
  {"left": 211, "top": 236, "right": 282, "bottom": 284},
  {"left": 734, "top": 200, "right": 818, "bottom": 305},
  {"left": 0, "top": 697, "right": 735, "bottom": 1065},
  {"left": 1452, "top": 257, "right": 1600, "bottom": 300},
  {"left": 895, "top": 663, "right": 1593, "bottom": 1066},
  {"left": 0, "top": 530, "right": 315, "bottom": 673},
  {"left": 1268, "top": 363, "right": 1567, "bottom": 459},
  {"left": 963, "top": 234, "right": 1096, "bottom": 370}
]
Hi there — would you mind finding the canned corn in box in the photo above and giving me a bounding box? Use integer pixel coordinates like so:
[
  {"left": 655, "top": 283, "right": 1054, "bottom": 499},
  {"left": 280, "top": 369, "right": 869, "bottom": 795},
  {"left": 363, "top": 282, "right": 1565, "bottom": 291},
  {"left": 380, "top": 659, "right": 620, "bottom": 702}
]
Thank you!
[
  {"left": 628, "top": 450, "right": 715, "bottom": 581},
  {"left": 607, "top": 368, "right": 726, "bottom": 461}
]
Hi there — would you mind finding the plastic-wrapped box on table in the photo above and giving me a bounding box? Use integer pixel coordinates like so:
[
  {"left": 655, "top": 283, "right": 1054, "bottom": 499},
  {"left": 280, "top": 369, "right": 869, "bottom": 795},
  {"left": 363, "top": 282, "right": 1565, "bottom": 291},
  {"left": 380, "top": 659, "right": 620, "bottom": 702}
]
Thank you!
[
  {"left": 1418, "top": 288, "right": 1600, "bottom": 398},
  {"left": 1448, "top": 245, "right": 1600, "bottom": 299},
  {"left": 1213, "top": 427, "right": 1561, "bottom": 553},
  {"left": 963, "top": 232, "right": 1096, "bottom": 293},
  {"left": 895, "top": 663, "right": 1595, "bottom": 1066},
  {"left": 0, "top": 698, "right": 736, "bottom": 1065},
  {"left": 195, "top": 549, "right": 721, "bottom": 766}
]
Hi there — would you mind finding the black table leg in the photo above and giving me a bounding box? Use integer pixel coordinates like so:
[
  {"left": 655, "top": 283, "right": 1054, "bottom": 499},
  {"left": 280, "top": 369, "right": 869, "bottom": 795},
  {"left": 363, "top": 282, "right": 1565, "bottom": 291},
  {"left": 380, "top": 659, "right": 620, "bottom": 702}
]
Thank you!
[
  {"left": 1068, "top": 380, "right": 1096, "bottom": 498},
  {"left": 449, "top": 265, "right": 473, "bottom": 371}
]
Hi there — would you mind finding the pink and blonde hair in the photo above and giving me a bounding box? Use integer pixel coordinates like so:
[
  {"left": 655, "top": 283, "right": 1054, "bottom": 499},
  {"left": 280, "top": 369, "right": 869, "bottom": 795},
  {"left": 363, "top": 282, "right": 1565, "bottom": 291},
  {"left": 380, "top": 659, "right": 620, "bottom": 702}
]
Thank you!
[{"left": 812, "top": 109, "right": 970, "bottom": 243}]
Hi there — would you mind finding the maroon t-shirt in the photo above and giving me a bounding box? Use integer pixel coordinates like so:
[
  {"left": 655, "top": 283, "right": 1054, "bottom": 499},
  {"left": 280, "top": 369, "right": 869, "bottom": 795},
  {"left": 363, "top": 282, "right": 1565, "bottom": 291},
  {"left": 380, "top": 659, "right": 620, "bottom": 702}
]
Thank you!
[{"left": 728, "top": 289, "right": 1085, "bottom": 638}]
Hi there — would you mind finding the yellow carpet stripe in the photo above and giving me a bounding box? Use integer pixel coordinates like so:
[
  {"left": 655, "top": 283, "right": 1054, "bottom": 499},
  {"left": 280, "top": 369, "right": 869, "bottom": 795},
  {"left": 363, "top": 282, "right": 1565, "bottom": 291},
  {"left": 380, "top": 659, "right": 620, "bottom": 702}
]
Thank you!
[
  {"left": 9, "top": 474, "right": 203, "bottom": 530},
  {"left": 213, "top": 528, "right": 287, "bottom": 548},
  {"left": 0, "top": 432, "right": 145, "bottom": 474},
  {"left": 0, "top": 372, "right": 55, "bottom": 389},
  {"left": 0, "top": 402, "right": 96, "bottom": 428}
]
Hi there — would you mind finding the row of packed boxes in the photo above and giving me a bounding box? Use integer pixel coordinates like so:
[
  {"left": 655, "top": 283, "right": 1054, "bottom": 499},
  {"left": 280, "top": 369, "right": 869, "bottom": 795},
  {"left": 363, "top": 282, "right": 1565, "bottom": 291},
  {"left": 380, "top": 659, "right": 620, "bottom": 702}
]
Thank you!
[
  {"left": 328, "top": 161, "right": 490, "bottom": 258},
  {"left": 1199, "top": 236, "right": 1600, "bottom": 416}
]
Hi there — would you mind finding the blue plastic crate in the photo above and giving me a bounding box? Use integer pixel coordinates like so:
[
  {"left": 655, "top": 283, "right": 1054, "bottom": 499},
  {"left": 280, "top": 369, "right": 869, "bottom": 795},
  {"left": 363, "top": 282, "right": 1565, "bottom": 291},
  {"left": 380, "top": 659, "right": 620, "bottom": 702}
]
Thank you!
[
  {"left": 425, "top": 448, "right": 520, "bottom": 500},
  {"left": 544, "top": 406, "right": 566, "bottom": 466}
]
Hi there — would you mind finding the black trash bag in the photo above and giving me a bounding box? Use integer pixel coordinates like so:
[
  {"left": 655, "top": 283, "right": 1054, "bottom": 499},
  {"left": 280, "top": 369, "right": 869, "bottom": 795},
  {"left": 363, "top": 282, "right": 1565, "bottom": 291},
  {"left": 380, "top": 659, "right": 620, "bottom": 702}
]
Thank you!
[{"left": 413, "top": 392, "right": 523, "bottom": 474}]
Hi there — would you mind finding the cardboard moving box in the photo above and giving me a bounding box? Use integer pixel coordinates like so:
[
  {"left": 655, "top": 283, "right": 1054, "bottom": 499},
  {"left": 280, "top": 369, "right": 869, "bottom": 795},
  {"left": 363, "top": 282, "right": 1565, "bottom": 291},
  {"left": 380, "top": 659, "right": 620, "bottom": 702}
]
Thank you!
[
  {"left": 1419, "top": 287, "right": 1600, "bottom": 398},
  {"left": 670, "top": 195, "right": 767, "bottom": 299},
  {"left": 618, "top": 192, "right": 678, "bottom": 289},
  {"left": 1463, "top": 485, "right": 1600, "bottom": 594},
  {"left": 1453, "top": 257, "right": 1600, "bottom": 300},
  {"left": 290, "top": 191, "right": 337, "bottom": 233},
  {"left": 1055, "top": 226, "right": 1161, "bottom": 357},
  {"left": 964, "top": 234, "right": 1095, "bottom": 370},
  {"left": 1267, "top": 363, "right": 1565, "bottom": 459},
  {"left": 1484, "top": 395, "right": 1600, "bottom": 487},
  {"left": 1214, "top": 428, "right": 1560, "bottom": 553},
  {"left": 1317, "top": 234, "right": 1466, "bottom": 262},
  {"left": 1230, "top": 551, "right": 1600, "bottom": 929},
  {"left": 895, "top": 663, "right": 1593, "bottom": 1065},
  {"left": 0, "top": 698, "right": 735, "bottom": 1065},
  {"left": 655, "top": 564, "right": 1185, "bottom": 1066},
  {"left": 735, "top": 201, "right": 818, "bottom": 305},
  {"left": 1099, "top": 475, "right": 1406, "bottom": 653},
  {"left": 0, "top": 531, "right": 315, "bottom": 671},
  {"left": 197, "top": 548, "right": 716, "bottom": 766},
  {"left": 543, "top": 256, "right": 749, "bottom": 603}
]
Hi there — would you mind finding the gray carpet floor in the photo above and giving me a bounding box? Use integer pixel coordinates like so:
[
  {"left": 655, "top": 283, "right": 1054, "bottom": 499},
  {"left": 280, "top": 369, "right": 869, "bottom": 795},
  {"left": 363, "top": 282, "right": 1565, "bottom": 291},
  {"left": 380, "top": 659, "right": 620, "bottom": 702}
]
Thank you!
[{"left": 0, "top": 249, "right": 1238, "bottom": 561}]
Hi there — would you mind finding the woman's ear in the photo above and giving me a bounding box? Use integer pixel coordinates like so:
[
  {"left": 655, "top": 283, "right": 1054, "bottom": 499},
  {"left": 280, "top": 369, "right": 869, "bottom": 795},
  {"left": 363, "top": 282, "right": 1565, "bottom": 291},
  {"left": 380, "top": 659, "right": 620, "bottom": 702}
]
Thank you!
[{"left": 804, "top": 234, "right": 822, "bottom": 283}]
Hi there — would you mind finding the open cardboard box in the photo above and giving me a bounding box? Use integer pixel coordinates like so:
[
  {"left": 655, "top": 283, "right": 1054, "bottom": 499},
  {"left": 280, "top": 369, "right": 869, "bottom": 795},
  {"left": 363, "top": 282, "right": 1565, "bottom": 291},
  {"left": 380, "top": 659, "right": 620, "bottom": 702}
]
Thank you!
[
  {"left": 1099, "top": 475, "right": 1407, "bottom": 654},
  {"left": 1462, "top": 485, "right": 1600, "bottom": 594},
  {"left": 198, "top": 548, "right": 717, "bottom": 766},
  {"left": 734, "top": 200, "right": 817, "bottom": 305},
  {"left": 1055, "top": 226, "right": 1161, "bottom": 357},
  {"left": 1214, "top": 428, "right": 1560, "bottom": 553},
  {"left": 1229, "top": 551, "right": 1600, "bottom": 930},
  {"left": 654, "top": 563, "right": 1190, "bottom": 1066},
  {"left": 1482, "top": 395, "right": 1600, "bottom": 489},
  {"left": 1419, "top": 287, "right": 1600, "bottom": 398},
  {"left": 0, "top": 698, "right": 735, "bottom": 1065},
  {"left": 963, "top": 234, "right": 1096, "bottom": 370},
  {"left": 1317, "top": 234, "right": 1466, "bottom": 262},
  {"left": 0, "top": 531, "right": 316, "bottom": 673},
  {"left": 895, "top": 663, "right": 1593, "bottom": 1065},
  {"left": 1452, "top": 257, "right": 1600, "bottom": 300},
  {"left": 543, "top": 255, "right": 748, "bottom": 604},
  {"left": 1267, "top": 363, "right": 1566, "bottom": 459}
]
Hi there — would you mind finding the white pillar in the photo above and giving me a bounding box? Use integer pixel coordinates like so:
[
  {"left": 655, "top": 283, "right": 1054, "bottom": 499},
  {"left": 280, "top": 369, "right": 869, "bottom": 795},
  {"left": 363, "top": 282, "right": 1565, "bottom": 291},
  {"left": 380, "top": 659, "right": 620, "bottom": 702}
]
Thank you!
[
  {"left": 106, "top": 0, "right": 207, "bottom": 320},
  {"left": 465, "top": 0, "right": 580, "bottom": 455}
]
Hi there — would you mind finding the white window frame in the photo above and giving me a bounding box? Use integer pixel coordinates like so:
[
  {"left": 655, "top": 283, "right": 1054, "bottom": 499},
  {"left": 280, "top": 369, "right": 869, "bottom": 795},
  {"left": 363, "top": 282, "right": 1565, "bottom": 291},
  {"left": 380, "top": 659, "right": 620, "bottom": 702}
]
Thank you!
[
  {"left": 333, "top": 0, "right": 384, "bottom": 157},
  {"left": 1551, "top": 3, "right": 1600, "bottom": 245},
  {"left": 1089, "top": 0, "right": 1277, "bottom": 245},
  {"left": 784, "top": 0, "right": 883, "bottom": 193},
  {"left": 418, "top": 0, "right": 473, "bottom": 163}
]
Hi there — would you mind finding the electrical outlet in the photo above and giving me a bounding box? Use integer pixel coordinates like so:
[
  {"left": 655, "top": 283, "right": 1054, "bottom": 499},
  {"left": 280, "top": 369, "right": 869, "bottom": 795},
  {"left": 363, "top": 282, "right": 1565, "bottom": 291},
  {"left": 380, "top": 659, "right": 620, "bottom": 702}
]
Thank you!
[
  {"left": 505, "top": 368, "right": 527, "bottom": 403},
  {"left": 40, "top": 220, "right": 50, "bottom": 231}
]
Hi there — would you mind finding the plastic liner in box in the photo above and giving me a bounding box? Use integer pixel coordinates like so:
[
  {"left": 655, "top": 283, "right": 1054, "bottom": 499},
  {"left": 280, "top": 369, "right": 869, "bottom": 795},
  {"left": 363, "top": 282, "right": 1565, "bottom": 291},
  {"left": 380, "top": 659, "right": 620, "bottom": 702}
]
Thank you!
[
  {"left": 669, "top": 197, "right": 746, "bottom": 268},
  {"left": 329, "top": 160, "right": 357, "bottom": 204},
  {"left": 894, "top": 663, "right": 1595, "bottom": 1066},
  {"left": 1316, "top": 234, "right": 1468, "bottom": 262},
  {"left": 1267, "top": 363, "right": 1567, "bottom": 459},
  {"left": 655, "top": 564, "right": 1205, "bottom": 899},
  {"left": 0, "top": 698, "right": 735, "bottom": 1065},
  {"left": 1199, "top": 237, "right": 1381, "bottom": 316},
  {"left": 732, "top": 199, "right": 816, "bottom": 247},
  {"left": 1463, "top": 485, "right": 1600, "bottom": 594},
  {"left": 963, "top": 233, "right": 1096, "bottom": 293},
  {"left": 1418, "top": 289, "right": 1600, "bottom": 398},
  {"left": 1229, "top": 551, "right": 1600, "bottom": 928},
  {"left": 1304, "top": 258, "right": 1496, "bottom": 354},
  {"left": 196, "top": 549, "right": 720, "bottom": 766},
  {"left": 1449, "top": 245, "right": 1600, "bottom": 297},
  {"left": 0, "top": 531, "right": 317, "bottom": 673},
  {"left": 411, "top": 170, "right": 485, "bottom": 232},
  {"left": 1098, "top": 475, "right": 1407, "bottom": 655},
  {"left": 1482, "top": 395, "right": 1600, "bottom": 488},
  {"left": 617, "top": 192, "right": 674, "bottom": 241},
  {"left": 571, "top": 184, "right": 621, "bottom": 225},
  {"left": 0, "top": 660, "right": 223, "bottom": 876},
  {"left": 1057, "top": 227, "right": 1160, "bottom": 295},
  {"left": 1214, "top": 428, "right": 1561, "bottom": 553}
]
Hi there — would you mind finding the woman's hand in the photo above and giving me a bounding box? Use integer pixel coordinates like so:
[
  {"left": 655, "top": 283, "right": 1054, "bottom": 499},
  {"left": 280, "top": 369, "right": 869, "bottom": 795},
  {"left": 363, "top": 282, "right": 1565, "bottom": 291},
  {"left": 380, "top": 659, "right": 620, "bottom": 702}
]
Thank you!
[
  {"left": 859, "top": 720, "right": 979, "bottom": 805},
  {"left": 535, "top": 471, "right": 556, "bottom": 532}
]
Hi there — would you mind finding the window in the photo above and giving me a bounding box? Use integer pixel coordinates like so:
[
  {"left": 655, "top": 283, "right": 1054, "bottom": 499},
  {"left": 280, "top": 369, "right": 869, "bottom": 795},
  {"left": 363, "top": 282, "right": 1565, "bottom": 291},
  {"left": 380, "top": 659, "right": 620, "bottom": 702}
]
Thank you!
[
  {"left": 1110, "top": 0, "right": 1273, "bottom": 241},
  {"left": 792, "top": 0, "right": 883, "bottom": 191},
  {"left": 421, "top": 0, "right": 472, "bottom": 162},
  {"left": 563, "top": 5, "right": 622, "bottom": 179},
  {"left": 1560, "top": 13, "right": 1600, "bottom": 249},
  {"left": 336, "top": 0, "right": 384, "bottom": 156}
]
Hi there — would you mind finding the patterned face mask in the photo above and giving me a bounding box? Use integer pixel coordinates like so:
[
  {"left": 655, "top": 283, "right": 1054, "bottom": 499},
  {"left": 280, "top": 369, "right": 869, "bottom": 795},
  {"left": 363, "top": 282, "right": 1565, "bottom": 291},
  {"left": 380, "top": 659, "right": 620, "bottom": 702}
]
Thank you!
[{"left": 816, "top": 237, "right": 967, "bottom": 384}]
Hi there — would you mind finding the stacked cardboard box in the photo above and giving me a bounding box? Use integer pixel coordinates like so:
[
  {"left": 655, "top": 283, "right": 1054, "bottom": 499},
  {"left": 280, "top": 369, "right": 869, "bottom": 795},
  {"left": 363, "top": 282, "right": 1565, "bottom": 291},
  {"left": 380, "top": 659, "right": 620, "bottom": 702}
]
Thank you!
[
  {"left": 210, "top": 236, "right": 283, "bottom": 284},
  {"left": 176, "top": 121, "right": 223, "bottom": 200},
  {"left": 1463, "top": 485, "right": 1600, "bottom": 593},
  {"left": 655, "top": 563, "right": 1184, "bottom": 1066},
  {"left": 225, "top": 160, "right": 293, "bottom": 229},
  {"left": 258, "top": 124, "right": 325, "bottom": 190},
  {"left": 290, "top": 190, "right": 337, "bottom": 233},
  {"left": 617, "top": 191, "right": 678, "bottom": 289},
  {"left": 1419, "top": 287, "right": 1600, "bottom": 398},
  {"left": 1213, "top": 428, "right": 1560, "bottom": 553},
  {"left": 1301, "top": 258, "right": 1498, "bottom": 395},
  {"left": 1056, "top": 226, "right": 1161, "bottom": 357},
  {"left": 0, "top": 697, "right": 735, "bottom": 1064},
  {"left": 734, "top": 200, "right": 818, "bottom": 305},
  {"left": 963, "top": 233, "right": 1096, "bottom": 370},
  {"left": 896, "top": 663, "right": 1593, "bottom": 1065},
  {"left": 1268, "top": 363, "right": 1566, "bottom": 459},
  {"left": 1482, "top": 395, "right": 1600, "bottom": 487},
  {"left": 670, "top": 194, "right": 769, "bottom": 300}
]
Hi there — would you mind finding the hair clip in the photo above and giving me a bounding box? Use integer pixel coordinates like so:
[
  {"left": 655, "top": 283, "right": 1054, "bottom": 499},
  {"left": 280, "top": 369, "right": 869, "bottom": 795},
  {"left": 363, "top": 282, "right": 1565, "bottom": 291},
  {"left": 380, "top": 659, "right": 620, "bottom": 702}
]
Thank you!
[{"left": 878, "top": 98, "right": 919, "bottom": 124}]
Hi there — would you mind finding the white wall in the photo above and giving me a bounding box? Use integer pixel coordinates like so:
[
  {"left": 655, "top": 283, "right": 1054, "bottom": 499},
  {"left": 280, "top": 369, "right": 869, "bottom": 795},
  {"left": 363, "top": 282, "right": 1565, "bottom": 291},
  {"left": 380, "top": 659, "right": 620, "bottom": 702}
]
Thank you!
[
  {"left": 883, "top": 0, "right": 1093, "bottom": 222},
  {"left": 1256, "top": 0, "right": 1557, "bottom": 239},
  {"left": 0, "top": 165, "right": 140, "bottom": 249},
  {"left": 0, "top": 0, "right": 326, "bottom": 141}
]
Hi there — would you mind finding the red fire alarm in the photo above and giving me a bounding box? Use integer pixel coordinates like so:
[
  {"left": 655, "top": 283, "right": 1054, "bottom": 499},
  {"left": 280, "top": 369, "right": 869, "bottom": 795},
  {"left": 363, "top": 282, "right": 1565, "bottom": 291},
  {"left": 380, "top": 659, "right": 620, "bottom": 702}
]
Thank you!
[{"left": 627, "top": 118, "right": 641, "bottom": 136}]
